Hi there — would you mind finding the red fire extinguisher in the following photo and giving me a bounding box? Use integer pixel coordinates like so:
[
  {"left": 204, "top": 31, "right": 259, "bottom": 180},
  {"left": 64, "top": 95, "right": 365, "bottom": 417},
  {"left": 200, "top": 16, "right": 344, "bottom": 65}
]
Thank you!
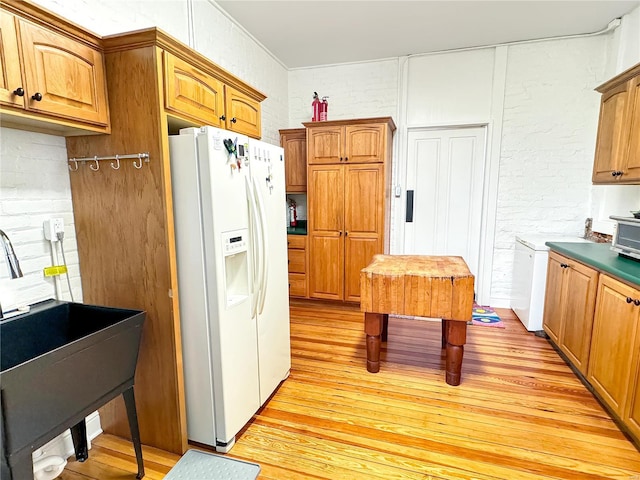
[
  {"left": 312, "top": 92, "right": 321, "bottom": 122},
  {"left": 289, "top": 200, "right": 297, "bottom": 227},
  {"left": 319, "top": 96, "right": 329, "bottom": 121}
]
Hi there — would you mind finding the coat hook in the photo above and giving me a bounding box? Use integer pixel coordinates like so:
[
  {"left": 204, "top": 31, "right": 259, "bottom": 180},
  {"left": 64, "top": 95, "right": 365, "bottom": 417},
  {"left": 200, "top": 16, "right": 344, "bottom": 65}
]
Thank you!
[
  {"left": 111, "top": 154, "right": 120, "bottom": 170},
  {"left": 133, "top": 153, "right": 143, "bottom": 169},
  {"left": 68, "top": 159, "right": 79, "bottom": 171},
  {"left": 89, "top": 156, "right": 100, "bottom": 171}
]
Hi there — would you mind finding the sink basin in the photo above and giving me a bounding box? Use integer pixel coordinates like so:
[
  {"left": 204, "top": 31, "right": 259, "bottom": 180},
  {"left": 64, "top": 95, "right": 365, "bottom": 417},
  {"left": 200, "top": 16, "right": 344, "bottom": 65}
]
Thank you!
[{"left": 0, "top": 299, "right": 146, "bottom": 480}]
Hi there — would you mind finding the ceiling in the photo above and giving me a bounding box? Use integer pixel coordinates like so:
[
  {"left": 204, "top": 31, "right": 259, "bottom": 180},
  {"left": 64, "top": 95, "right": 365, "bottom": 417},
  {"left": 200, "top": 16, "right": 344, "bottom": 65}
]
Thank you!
[{"left": 215, "top": 1, "right": 640, "bottom": 68}]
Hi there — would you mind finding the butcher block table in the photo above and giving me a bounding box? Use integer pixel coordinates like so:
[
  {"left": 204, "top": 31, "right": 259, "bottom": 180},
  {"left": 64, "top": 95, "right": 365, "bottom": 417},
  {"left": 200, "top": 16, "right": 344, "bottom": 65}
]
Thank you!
[{"left": 360, "top": 255, "right": 475, "bottom": 386}]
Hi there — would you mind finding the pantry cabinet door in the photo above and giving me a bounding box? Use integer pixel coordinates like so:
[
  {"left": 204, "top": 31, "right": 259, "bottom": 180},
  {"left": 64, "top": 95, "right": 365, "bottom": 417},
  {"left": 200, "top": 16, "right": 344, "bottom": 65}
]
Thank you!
[
  {"left": 308, "top": 165, "right": 344, "bottom": 300},
  {"left": 344, "top": 124, "right": 386, "bottom": 163},
  {"left": 307, "top": 126, "right": 343, "bottom": 164},
  {"left": 343, "top": 164, "right": 384, "bottom": 302}
]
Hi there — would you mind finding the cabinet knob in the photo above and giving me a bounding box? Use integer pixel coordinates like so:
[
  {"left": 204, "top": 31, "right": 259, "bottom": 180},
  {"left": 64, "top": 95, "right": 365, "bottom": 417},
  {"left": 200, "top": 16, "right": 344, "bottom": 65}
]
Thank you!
[
  {"left": 345, "top": 231, "right": 349, "bottom": 236},
  {"left": 344, "top": 157, "right": 348, "bottom": 162},
  {"left": 230, "top": 117, "right": 237, "bottom": 124},
  {"left": 339, "top": 231, "right": 342, "bottom": 236},
  {"left": 612, "top": 171, "right": 618, "bottom": 177},
  {"left": 13, "top": 87, "right": 24, "bottom": 97},
  {"left": 618, "top": 171, "right": 624, "bottom": 177},
  {"left": 219, "top": 115, "right": 226, "bottom": 121},
  {"left": 627, "top": 297, "right": 634, "bottom": 303},
  {"left": 31, "top": 92, "right": 43, "bottom": 101},
  {"left": 560, "top": 263, "right": 568, "bottom": 268},
  {"left": 340, "top": 157, "right": 343, "bottom": 162},
  {"left": 635, "top": 299, "right": 640, "bottom": 306}
]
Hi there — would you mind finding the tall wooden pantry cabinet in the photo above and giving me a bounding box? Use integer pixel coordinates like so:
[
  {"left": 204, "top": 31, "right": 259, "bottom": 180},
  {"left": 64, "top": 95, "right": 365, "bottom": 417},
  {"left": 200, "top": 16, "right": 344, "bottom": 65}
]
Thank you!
[
  {"left": 65, "top": 28, "right": 265, "bottom": 454},
  {"left": 304, "top": 117, "right": 395, "bottom": 303}
]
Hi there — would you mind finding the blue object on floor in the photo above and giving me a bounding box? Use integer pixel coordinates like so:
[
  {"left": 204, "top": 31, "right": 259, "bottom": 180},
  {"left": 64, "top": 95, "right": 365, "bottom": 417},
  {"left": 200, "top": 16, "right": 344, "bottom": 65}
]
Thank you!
[{"left": 164, "top": 449, "right": 260, "bottom": 480}]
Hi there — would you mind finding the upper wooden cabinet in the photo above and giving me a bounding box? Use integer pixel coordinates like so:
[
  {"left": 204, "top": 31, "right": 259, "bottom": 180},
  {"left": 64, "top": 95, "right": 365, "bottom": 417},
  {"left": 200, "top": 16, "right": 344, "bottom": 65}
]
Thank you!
[
  {"left": 161, "top": 47, "right": 263, "bottom": 138},
  {"left": 164, "top": 51, "right": 225, "bottom": 128},
  {"left": 542, "top": 251, "right": 598, "bottom": 374},
  {"left": 305, "top": 118, "right": 394, "bottom": 165},
  {"left": 592, "top": 62, "right": 640, "bottom": 184},
  {"left": 0, "top": 1, "right": 110, "bottom": 135},
  {"left": 280, "top": 128, "right": 307, "bottom": 192}
]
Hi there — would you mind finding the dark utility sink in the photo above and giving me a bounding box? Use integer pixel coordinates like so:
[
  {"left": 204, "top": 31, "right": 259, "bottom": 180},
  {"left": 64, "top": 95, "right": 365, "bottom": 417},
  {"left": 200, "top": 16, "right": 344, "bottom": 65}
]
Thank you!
[{"left": 0, "top": 300, "right": 146, "bottom": 480}]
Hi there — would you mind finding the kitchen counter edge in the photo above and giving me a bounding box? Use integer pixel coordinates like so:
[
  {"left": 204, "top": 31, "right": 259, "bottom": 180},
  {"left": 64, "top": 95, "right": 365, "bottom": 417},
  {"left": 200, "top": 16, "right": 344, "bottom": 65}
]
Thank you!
[{"left": 546, "top": 241, "right": 640, "bottom": 287}]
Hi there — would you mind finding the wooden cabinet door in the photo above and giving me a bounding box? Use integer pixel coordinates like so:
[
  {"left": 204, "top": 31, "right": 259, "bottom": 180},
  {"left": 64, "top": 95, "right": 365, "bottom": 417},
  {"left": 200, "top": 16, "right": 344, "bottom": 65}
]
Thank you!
[
  {"left": 280, "top": 129, "right": 307, "bottom": 192},
  {"left": 542, "top": 253, "right": 566, "bottom": 343},
  {"left": 558, "top": 260, "right": 598, "bottom": 374},
  {"left": 343, "top": 165, "right": 384, "bottom": 302},
  {"left": 18, "top": 19, "right": 109, "bottom": 126},
  {"left": 592, "top": 82, "right": 630, "bottom": 183},
  {"left": 626, "top": 340, "right": 640, "bottom": 441},
  {"left": 308, "top": 165, "right": 344, "bottom": 300},
  {"left": 0, "top": 12, "right": 24, "bottom": 108},
  {"left": 307, "top": 126, "right": 343, "bottom": 164},
  {"left": 164, "top": 51, "right": 224, "bottom": 127},
  {"left": 588, "top": 275, "right": 640, "bottom": 415},
  {"left": 344, "top": 124, "right": 386, "bottom": 163},
  {"left": 624, "top": 76, "right": 640, "bottom": 181},
  {"left": 224, "top": 85, "right": 261, "bottom": 138}
]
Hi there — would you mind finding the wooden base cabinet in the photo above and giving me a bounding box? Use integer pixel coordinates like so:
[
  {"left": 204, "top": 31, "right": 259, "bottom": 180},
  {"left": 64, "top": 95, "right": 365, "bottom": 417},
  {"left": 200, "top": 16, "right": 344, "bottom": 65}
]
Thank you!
[
  {"left": 287, "top": 235, "right": 307, "bottom": 297},
  {"left": 592, "top": 62, "right": 640, "bottom": 184},
  {"left": 307, "top": 117, "right": 395, "bottom": 303},
  {"left": 542, "top": 252, "right": 598, "bottom": 374},
  {"left": 588, "top": 274, "right": 640, "bottom": 416}
]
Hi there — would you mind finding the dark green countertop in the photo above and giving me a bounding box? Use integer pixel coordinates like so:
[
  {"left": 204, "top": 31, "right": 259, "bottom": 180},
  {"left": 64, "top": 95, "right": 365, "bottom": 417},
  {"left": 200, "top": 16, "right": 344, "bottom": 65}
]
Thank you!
[
  {"left": 546, "top": 241, "right": 640, "bottom": 286},
  {"left": 287, "top": 220, "right": 307, "bottom": 235}
]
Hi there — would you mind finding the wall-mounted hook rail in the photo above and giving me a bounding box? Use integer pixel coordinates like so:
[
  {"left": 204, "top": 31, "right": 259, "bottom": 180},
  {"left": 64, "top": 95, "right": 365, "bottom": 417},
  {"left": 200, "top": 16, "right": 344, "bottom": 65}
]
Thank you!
[{"left": 67, "top": 152, "right": 150, "bottom": 171}]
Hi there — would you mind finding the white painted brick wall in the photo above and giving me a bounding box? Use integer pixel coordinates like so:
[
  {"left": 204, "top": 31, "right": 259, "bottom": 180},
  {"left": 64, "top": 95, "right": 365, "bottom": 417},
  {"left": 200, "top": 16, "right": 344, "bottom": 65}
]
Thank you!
[
  {"left": 288, "top": 59, "right": 399, "bottom": 127},
  {"left": 0, "top": 128, "right": 82, "bottom": 310},
  {"left": 491, "top": 35, "right": 607, "bottom": 301}
]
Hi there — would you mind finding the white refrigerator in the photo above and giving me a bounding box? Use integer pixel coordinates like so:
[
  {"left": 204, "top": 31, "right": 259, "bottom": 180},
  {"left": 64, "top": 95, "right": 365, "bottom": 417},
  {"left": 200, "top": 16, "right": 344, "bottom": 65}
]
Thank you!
[{"left": 169, "top": 126, "right": 291, "bottom": 453}]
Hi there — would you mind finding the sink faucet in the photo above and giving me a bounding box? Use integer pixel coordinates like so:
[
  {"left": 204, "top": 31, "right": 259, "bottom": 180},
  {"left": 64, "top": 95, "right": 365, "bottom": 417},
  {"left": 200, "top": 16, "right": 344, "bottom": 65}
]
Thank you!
[{"left": 0, "top": 229, "right": 24, "bottom": 319}]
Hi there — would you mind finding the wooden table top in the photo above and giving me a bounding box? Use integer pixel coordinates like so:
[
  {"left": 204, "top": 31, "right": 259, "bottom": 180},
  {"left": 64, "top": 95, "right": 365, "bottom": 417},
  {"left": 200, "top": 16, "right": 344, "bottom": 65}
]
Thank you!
[{"left": 360, "top": 254, "right": 474, "bottom": 320}]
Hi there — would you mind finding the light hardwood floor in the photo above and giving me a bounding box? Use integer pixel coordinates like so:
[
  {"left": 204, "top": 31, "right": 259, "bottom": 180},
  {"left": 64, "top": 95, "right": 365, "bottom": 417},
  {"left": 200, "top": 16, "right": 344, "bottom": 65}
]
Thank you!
[{"left": 61, "top": 300, "right": 640, "bottom": 479}]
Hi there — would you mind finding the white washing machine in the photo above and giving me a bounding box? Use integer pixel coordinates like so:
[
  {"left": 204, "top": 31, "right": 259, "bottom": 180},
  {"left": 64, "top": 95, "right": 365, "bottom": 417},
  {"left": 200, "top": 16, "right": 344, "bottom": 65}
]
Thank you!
[{"left": 510, "top": 234, "right": 591, "bottom": 332}]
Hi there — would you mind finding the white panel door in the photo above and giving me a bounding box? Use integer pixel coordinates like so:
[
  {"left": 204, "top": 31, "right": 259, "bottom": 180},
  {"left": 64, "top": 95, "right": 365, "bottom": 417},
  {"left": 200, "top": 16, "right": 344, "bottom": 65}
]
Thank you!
[{"left": 404, "top": 127, "right": 486, "bottom": 279}]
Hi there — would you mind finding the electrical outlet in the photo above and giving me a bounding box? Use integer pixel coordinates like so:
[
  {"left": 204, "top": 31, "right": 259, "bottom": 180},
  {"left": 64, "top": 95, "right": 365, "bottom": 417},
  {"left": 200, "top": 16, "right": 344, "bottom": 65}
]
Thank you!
[{"left": 43, "top": 218, "right": 64, "bottom": 242}]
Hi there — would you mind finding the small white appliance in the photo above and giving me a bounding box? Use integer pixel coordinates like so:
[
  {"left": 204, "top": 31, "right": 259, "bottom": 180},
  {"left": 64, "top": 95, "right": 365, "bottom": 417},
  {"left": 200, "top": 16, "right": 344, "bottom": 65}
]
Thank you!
[
  {"left": 169, "top": 126, "right": 291, "bottom": 452},
  {"left": 610, "top": 216, "right": 640, "bottom": 260},
  {"left": 511, "top": 234, "right": 591, "bottom": 332}
]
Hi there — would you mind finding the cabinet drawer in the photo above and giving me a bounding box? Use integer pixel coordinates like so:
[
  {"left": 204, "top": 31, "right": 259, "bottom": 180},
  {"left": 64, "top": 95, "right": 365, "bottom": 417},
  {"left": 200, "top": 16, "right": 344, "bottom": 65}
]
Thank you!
[
  {"left": 289, "top": 273, "right": 306, "bottom": 297},
  {"left": 287, "top": 235, "right": 306, "bottom": 250},
  {"left": 288, "top": 249, "right": 306, "bottom": 274}
]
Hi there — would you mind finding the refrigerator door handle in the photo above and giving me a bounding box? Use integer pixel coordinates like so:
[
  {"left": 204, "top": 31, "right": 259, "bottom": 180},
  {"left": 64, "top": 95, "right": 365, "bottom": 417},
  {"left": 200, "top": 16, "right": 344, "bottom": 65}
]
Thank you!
[
  {"left": 245, "top": 176, "right": 260, "bottom": 318},
  {"left": 252, "top": 176, "right": 269, "bottom": 315}
]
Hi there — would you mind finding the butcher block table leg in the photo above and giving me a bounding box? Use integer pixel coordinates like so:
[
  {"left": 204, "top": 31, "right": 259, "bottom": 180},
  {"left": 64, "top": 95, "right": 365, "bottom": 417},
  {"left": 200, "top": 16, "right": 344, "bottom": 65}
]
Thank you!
[
  {"left": 360, "top": 254, "right": 475, "bottom": 386},
  {"left": 365, "top": 313, "right": 384, "bottom": 373},
  {"left": 443, "top": 319, "right": 467, "bottom": 386}
]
